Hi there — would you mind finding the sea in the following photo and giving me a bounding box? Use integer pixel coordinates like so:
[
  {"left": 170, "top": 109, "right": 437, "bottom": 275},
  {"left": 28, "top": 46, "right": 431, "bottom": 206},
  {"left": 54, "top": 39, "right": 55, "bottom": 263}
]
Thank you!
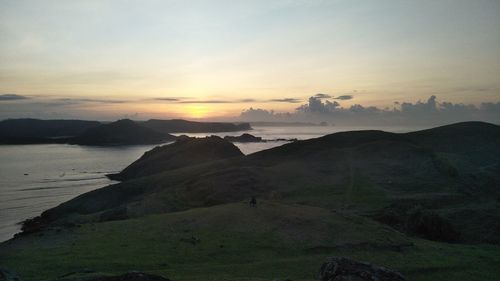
[{"left": 0, "top": 125, "right": 423, "bottom": 242}]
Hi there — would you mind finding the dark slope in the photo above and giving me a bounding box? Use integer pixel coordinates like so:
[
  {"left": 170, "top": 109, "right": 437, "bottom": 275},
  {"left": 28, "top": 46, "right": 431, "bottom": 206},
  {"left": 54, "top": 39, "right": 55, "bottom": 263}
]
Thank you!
[
  {"left": 24, "top": 122, "right": 500, "bottom": 243},
  {"left": 108, "top": 136, "right": 244, "bottom": 181},
  {"left": 74, "top": 119, "right": 176, "bottom": 145},
  {"left": 141, "top": 119, "right": 251, "bottom": 133},
  {"left": 406, "top": 121, "right": 500, "bottom": 164},
  {"left": 0, "top": 118, "right": 101, "bottom": 144}
]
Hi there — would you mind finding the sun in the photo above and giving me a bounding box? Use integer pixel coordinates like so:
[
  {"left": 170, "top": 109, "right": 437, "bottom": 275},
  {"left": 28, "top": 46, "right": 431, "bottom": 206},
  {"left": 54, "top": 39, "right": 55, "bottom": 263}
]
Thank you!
[{"left": 185, "top": 105, "right": 211, "bottom": 119}]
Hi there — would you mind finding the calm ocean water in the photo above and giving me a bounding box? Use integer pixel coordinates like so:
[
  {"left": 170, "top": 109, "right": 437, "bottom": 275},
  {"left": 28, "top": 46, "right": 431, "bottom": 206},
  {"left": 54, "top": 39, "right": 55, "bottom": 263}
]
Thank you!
[{"left": 0, "top": 125, "right": 422, "bottom": 242}]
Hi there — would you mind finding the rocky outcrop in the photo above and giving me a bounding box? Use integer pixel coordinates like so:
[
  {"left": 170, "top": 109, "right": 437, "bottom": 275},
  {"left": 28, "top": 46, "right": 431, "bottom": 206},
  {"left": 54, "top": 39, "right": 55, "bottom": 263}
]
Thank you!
[
  {"left": 224, "top": 133, "right": 264, "bottom": 143},
  {"left": 89, "top": 272, "right": 170, "bottom": 281},
  {"left": 318, "top": 257, "right": 407, "bottom": 281}
]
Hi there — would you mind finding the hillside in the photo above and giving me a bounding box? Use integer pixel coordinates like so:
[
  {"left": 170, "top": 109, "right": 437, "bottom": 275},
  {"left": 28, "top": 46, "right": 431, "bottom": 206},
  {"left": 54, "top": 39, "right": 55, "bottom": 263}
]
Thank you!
[
  {"left": 108, "top": 136, "right": 244, "bottom": 181},
  {"left": 2, "top": 202, "right": 500, "bottom": 281},
  {"left": 21, "top": 122, "right": 500, "bottom": 243},
  {"left": 0, "top": 118, "right": 101, "bottom": 144},
  {"left": 2, "top": 121, "right": 500, "bottom": 281},
  {"left": 73, "top": 119, "right": 176, "bottom": 145},
  {"left": 141, "top": 119, "right": 251, "bottom": 133}
]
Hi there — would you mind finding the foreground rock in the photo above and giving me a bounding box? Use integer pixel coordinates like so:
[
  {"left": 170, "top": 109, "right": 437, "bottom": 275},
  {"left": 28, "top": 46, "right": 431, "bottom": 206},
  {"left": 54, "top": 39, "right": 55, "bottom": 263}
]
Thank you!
[
  {"left": 224, "top": 133, "right": 264, "bottom": 142},
  {"left": 318, "top": 257, "right": 407, "bottom": 281},
  {"left": 89, "top": 272, "right": 169, "bottom": 281}
]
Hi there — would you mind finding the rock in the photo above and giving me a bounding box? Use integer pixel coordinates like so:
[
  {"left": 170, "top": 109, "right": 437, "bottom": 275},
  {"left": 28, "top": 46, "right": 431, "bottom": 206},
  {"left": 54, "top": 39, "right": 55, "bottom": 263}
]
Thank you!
[
  {"left": 224, "top": 133, "right": 264, "bottom": 143},
  {"left": 0, "top": 268, "right": 22, "bottom": 281},
  {"left": 90, "top": 272, "right": 170, "bottom": 281},
  {"left": 318, "top": 257, "right": 407, "bottom": 281}
]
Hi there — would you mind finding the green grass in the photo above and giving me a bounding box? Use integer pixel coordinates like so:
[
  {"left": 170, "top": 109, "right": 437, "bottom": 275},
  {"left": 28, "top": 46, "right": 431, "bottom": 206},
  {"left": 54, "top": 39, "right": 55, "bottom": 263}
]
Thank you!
[{"left": 1, "top": 202, "right": 499, "bottom": 281}]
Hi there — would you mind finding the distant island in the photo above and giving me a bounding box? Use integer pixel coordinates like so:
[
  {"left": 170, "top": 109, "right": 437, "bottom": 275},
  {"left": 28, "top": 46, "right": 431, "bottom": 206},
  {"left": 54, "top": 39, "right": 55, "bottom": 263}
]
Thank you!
[
  {"left": 1, "top": 121, "right": 499, "bottom": 281},
  {"left": 249, "top": 121, "right": 332, "bottom": 127},
  {"left": 0, "top": 118, "right": 252, "bottom": 145}
]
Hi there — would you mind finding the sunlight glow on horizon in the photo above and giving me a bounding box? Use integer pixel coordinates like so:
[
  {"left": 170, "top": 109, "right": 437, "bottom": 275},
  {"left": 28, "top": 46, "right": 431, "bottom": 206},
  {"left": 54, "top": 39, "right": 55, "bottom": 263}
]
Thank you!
[{"left": 1, "top": 0, "right": 499, "bottom": 120}]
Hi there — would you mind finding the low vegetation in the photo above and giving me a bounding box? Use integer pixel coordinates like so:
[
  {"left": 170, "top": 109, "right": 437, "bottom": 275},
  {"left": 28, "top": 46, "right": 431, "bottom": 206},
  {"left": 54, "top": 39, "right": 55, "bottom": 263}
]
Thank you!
[{"left": 1, "top": 121, "right": 499, "bottom": 280}]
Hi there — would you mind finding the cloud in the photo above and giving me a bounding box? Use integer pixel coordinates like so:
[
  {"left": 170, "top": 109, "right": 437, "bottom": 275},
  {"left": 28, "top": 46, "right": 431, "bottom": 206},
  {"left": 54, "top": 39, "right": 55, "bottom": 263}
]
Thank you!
[
  {"left": 296, "top": 96, "right": 340, "bottom": 113},
  {"left": 240, "top": 108, "right": 276, "bottom": 121},
  {"left": 154, "top": 97, "right": 182, "bottom": 102},
  {"left": 481, "top": 102, "right": 500, "bottom": 112},
  {"left": 269, "top": 98, "right": 302, "bottom": 103},
  {"left": 178, "top": 100, "right": 233, "bottom": 104},
  {"left": 55, "top": 98, "right": 126, "bottom": 104},
  {"left": 154, "top": 97, "right": 300, "bottom": 104},
  {"left": 314, "top": 93, "right": 331, "bottom": 99},
  {"left": 0, "top": 94, "right": 30, "bottom": 101},
  {"left": 238, "top": 95, "right": 500, "bottom": 126},
  {"left": 333, "top": 95, "right": 353, "bottom": 100}
]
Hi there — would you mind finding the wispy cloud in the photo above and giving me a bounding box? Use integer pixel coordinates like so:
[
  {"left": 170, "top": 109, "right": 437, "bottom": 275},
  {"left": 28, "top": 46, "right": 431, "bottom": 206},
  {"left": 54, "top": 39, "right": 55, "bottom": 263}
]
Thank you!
[
  {"left": 56, "top": 98, "right": 126, "bottom": 104},
  {"left": 269, "top": 98, "right": 302, "bottom": 103},
  {"left": 314, "top": 93, "right": 332, "bottom": 99},
  {"left": 0, "top": 94, "right": 30, "bottom": 101},
  {"left": 178, "top": 100, "right": 234, "bottom": 104},
  {"left": 153, "top": 97, "right": 301, "bottom": 104},
  {"left": 333, "top": 95, "right": 353, "bottom": 100},
  {"left": 154, "top": 97, "right": 182, "bottom": 102}
]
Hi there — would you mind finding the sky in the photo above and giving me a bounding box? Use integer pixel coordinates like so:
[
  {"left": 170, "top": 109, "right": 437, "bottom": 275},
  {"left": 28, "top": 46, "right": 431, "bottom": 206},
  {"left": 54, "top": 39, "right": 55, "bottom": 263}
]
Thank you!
[{"left": 0, "top": 0, "right": 499, "bottom": 123}]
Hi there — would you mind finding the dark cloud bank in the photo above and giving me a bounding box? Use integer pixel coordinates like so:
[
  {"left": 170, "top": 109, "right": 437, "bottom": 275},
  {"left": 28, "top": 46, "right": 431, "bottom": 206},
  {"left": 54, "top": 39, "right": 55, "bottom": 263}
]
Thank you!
[{"left": 239, "top": 95, "right": 500, "bottom": 126}]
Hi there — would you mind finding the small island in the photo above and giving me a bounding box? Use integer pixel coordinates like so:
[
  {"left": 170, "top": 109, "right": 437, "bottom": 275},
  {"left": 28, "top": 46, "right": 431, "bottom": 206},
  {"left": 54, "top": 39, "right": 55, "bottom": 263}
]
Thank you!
[{"left": 223, "top": 133, "right": 264, "bottom": 143}]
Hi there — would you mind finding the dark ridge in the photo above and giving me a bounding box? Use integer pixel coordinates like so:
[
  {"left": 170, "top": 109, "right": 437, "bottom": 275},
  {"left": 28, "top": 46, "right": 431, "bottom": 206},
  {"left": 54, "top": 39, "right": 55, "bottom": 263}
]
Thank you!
[
  {"left": 141, "top": 119, "right": 251, "bottom": 133},
  {"left": 405, "top": 121, "right": 500, "bottom": 164},
  {"left": 74, "top": 119, "right": 176, "bottom": 145},
  {"left": 108, "top": 136, "right": 244, "bottom": 181},
  {"left": 0, "top": 118, "right": 101, "bottom": 143},
  {"left": 247, "top": 130, "right": 408, "bottom": 161}
]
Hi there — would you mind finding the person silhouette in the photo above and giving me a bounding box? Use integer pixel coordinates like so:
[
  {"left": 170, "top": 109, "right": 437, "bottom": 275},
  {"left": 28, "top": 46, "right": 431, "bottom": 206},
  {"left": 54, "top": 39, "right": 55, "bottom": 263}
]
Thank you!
[{"left": 249, "top": 196, "right": 257, "bottom": 207}]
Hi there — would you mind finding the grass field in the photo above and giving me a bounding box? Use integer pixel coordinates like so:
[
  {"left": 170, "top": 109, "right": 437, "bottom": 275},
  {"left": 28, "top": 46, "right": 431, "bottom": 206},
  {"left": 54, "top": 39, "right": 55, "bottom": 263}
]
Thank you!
[{"left": 1, "top": 201, "right": 499, "bottom": 281}]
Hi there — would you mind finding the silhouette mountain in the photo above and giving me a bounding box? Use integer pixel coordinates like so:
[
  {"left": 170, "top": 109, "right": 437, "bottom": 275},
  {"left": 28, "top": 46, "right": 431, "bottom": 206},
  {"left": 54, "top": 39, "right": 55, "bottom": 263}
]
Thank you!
[
  {"left": 0, "top": 118, "right": 252, "bottom": 145},
  {"left": 74, "top": 119, "right": 176, "bottom": 145},
  {"left": 0, "top": 118, "right": 100, "bottom": 144},
  {"left": 141, "top": 119, "right": 251, "bottom": 133}
]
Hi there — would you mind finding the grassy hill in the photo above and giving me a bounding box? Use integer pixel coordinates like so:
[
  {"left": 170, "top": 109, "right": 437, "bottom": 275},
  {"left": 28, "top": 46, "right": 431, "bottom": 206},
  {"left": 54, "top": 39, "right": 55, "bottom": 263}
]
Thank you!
[
  {"left": 2, "top": 202, "right": 500, "bottom": 281},
  {"left": 1, "top": 121, "right": 500, "bottom": 280}
]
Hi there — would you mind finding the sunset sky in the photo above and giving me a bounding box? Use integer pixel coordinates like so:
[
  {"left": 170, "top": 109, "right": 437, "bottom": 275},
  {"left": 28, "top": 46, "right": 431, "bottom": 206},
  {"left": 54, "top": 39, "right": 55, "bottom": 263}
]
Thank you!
[{"left": 1, "top": 0, "right": 499, "bottom": 121}]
